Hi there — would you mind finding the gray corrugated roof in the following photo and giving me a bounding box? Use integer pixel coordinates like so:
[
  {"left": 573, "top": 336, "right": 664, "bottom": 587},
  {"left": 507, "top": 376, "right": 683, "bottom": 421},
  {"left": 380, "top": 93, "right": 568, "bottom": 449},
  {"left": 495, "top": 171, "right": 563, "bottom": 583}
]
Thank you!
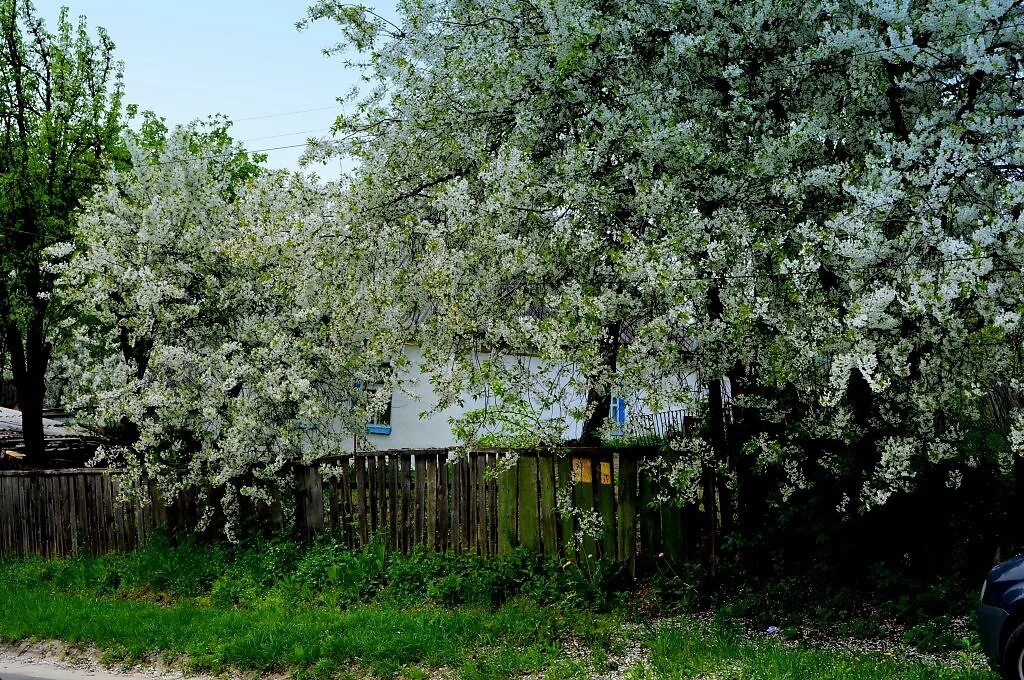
[
  {"left": 0, "top": 407, "right": 105, "bottom": 466},
  {"left": 0, "top": 408, "right": 77, "bottom": 437}
]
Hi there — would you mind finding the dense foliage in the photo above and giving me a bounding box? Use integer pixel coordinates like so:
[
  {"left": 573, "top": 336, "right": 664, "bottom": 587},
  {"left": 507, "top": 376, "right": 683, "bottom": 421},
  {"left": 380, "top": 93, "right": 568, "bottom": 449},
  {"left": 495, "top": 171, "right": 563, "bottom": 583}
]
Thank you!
[
  {"left": 52, "top": 119, "right": 403, "bottom": 534},
  {"left": 0, "top": 0, "right": 123, "bottom": 454},
  {"left": 5, "top": 533, "right": 627, "bottom": 612},
  {"left": 305, "top": 0, "right": 1024, "bottom": 555}
]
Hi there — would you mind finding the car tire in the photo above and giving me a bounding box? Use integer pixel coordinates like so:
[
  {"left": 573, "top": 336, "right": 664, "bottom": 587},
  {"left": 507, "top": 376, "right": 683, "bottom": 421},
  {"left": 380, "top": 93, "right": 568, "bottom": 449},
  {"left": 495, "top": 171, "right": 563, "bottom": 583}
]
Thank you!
[{"left": 1003, "top": 624, "right": 1024, "bottom": 679}]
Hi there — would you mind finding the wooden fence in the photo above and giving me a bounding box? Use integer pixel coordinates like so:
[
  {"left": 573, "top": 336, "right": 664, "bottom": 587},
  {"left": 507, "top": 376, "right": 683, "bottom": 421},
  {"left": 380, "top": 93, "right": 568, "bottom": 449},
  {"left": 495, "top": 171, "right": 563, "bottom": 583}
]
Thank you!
[
  {"left": 0, "top": 469, "right": 194, "bottom": 558},
  {"left": 278, "top": 447, "right": 714, "bottom": 571},
  {"left": 0, "top": 448, "right": 716, "bottom": 568}
]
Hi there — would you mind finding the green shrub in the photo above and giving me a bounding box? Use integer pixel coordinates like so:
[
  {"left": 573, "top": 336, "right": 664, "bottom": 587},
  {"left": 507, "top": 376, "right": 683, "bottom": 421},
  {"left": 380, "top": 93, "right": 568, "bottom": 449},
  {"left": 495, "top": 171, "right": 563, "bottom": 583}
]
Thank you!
[
  {"left": 23, "top": 532, "right": 621, "bottom": 614},
  {"left": 902, "top": 617, "right": 962, "bottom": 653},
  {"left": 427, "top": 573, "right": 466, "bottom": 606}
]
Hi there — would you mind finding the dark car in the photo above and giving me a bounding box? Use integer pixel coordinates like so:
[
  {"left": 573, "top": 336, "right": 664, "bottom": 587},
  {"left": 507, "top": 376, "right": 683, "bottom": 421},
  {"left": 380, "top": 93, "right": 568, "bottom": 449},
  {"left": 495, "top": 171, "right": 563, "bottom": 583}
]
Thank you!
[{"left": 980, "top": 555, "right": 1024, "bottom": 678}]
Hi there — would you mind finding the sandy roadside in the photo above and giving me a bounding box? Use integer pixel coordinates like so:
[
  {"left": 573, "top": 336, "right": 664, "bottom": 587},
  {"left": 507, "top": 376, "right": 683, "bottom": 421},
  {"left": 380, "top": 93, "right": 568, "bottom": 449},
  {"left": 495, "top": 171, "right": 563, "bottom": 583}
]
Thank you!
[
  {"left": 0, "top": 659, "right": 152, "bottom": 679},
  {"left": 0, "top": 642, "right": 199, "bottom": 680}
]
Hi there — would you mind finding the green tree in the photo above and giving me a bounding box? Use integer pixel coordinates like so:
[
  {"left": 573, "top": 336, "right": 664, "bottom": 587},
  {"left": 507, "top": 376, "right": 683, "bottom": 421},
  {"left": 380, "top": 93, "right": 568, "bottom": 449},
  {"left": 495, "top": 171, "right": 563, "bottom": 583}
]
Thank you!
[{"left": 0, "top": 0, "right": 123, "bottom": 455}]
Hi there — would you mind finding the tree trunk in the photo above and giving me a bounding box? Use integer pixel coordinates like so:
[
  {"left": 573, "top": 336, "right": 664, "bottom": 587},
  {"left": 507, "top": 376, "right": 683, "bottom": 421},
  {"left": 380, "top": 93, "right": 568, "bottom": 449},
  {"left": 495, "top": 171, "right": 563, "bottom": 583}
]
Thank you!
[
  {"left": 845, "top": 368, "right": 876, "bottom": 510},
  {"left": 706, "top": 377, "right": 728, "bottom": 574},
  {"left": 580, "top": 387, "right": 613, "bottom": 444},
  {"left": 4, "top": 310, "right": 48, "bottom": 458},
  {"left": 728, "top": 368, "right": 765, "bottom": 537},
  {"left": 579, "top": 321, "right": 622, "bottom": 444},
  {"left": 17, "top": 367, "right": 44, "bottom": 456},
  {"left": 702, "top": 285, "right": 731, "bottom": 572}
]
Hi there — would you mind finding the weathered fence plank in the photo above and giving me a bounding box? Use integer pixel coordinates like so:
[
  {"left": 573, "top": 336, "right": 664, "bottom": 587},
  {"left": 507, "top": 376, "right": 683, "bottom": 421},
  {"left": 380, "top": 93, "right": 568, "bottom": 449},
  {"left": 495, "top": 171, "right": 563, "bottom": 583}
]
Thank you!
[
  {"left": 593, "top": 450, "right": 614, "bottom": 557},
  {"left": 537, "top": 455, "right": 557, "bottom": 554},
  {"left": 355, "top": 456, "right": 368, "bottom": 545},
  {"left": 400, "top": 454, "right": 411, "bottom": 553},
  {"left": 617, "top": 454, "right": 638, "bottom": 575},
  {"left": 488, "top": 454, "right": 498, "bottom": 555},
  {"left": 575, "top": 456, "right": 597, "bottom": 558},
  {"left": 518, "top": 454, "right": 540, "bottom": 551},
  {"left": 439, "top": 453, "right": 449, "bottom": 551},
  {"left": 638, "top": 463, "right": 660, "bottom": 562},
  {"left": 328, "top": 466, "right": 341, "bottom": 540},
  {"left": 451, "top": 457, "right": 461, "bottom": 551},
  {"left": 414, "top": 455, "right": 425, "bottom": 547},
  {"left": 296, "top": 466, "right": 323, "bottom": 540},
  {"left": 556, "top": 455, "right": 575, "bottom": 558},
  {"left": 496, "top": 456, "right": 517, "bottom": 554},
  {"left": 596, "top": 451, "right": 617, "bottom": 559},
  {"left": 388, "top": 455, "right": 398, "bottom": 549},
  {"left": 425, "top": 454, "right": 436, "bottom": 549},
  {"left": 467, "top": 455, "right": 478, "bottom": 554},
  {"left": 476, "top": 453, "right": 487, "bottom": 555}
]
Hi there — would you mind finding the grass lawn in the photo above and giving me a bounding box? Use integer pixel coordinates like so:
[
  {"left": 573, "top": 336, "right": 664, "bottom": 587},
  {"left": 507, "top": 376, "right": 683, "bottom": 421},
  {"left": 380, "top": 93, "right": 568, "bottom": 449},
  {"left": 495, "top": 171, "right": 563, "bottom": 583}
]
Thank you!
[
  {"left": 0, "top": 537, "right": 999, "bottom": 678},
  {"left": 0, "top": 581, "right": 996, "bottom": 679},
  {"left": 629, "top": 624, "right": 995, "bottom": 680},
  {"left": 0, "top": 583, "right": 618, "bottom": 678}
]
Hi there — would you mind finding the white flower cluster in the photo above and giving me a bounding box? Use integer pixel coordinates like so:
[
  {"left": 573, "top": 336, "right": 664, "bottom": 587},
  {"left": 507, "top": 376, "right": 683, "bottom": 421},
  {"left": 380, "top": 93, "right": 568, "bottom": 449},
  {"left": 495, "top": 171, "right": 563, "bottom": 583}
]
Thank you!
[
  {"left": 55, "top": 122, "right": 404, "bottom": 534},
  {"left": 555, "top": 480, "right": 604, "bottom": 544}
]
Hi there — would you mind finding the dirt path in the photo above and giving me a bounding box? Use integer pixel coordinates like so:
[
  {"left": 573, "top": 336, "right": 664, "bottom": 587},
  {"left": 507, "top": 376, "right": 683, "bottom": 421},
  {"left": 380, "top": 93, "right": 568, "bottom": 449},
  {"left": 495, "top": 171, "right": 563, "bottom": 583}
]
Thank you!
[
  {"left": 0, "top": 643, "right": 193, "bottom": 680},
  {"left": 0, "top": 664, "right": 143, "bottom": 680},
  {"left": 0, "top": 657, "right": 154, "bottom": 679}
]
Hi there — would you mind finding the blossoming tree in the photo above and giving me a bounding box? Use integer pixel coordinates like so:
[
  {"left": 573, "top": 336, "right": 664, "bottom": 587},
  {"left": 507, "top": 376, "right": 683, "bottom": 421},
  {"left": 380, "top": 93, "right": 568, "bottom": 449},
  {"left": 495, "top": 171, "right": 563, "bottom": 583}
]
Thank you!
[
  {"left": 53, "top": 118, "right": 400, "bottom": 534},
  {"left": 308, "top": 0, "right": 1024, "bottom": 530}
]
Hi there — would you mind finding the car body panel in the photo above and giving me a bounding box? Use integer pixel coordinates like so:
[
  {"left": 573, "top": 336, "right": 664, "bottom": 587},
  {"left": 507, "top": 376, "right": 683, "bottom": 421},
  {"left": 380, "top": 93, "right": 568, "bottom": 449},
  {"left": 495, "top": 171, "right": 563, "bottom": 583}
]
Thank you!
[
  {"left": 979, "top": 602, "right": 1009, "bottom": 667},
  {"left": 980, "top": 555, "right": 1024, "bottom": 673}
]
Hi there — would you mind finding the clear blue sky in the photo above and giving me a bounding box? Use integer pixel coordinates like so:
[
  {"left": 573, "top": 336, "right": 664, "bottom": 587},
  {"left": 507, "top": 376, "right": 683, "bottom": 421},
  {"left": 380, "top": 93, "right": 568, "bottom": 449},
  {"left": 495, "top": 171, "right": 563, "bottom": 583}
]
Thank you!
[{"left": 33, "top": 1, "right": 390, "bottom": 178}]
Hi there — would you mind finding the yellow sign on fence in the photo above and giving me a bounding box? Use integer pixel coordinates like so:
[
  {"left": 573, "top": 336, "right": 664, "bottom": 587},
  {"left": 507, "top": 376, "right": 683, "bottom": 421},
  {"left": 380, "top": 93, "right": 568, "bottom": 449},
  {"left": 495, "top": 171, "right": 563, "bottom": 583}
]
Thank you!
[
  {"left": 572, "top": 457, "right": 592, "bottom": 483},
  {"left": 573, "top": 458, "right": 612, "bottom": 485}
]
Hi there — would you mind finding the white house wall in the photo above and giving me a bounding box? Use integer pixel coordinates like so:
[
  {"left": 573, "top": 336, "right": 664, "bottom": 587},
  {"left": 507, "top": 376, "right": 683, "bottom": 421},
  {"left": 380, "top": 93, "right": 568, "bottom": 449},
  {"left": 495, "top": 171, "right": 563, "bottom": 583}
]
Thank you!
[{"left": 344, "top": 345, "right": 696, "bottom": 452}]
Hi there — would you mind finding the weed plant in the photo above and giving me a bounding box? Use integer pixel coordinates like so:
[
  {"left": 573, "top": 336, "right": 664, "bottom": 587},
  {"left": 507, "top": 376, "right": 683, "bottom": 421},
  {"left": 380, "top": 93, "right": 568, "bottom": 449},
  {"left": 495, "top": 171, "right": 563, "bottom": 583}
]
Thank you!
[{"left": 3, "top": 530, "right": 627, "bottom": 611}]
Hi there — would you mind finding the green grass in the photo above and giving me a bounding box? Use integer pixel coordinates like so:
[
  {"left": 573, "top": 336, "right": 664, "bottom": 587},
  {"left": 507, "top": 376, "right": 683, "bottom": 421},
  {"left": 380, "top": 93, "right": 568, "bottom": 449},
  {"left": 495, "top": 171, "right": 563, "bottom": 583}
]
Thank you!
[
  {"left": 0, "top": 582, "right": 619, "bottom": 678},
  {"left": 0, "top": 535, "right": 1000, "bottom": 678},
  {"left": 626, "top": 623, "right": 995, "bottom": 680},
  {"left": 0, "top": 581, "right": 998, "bottom": 679}
]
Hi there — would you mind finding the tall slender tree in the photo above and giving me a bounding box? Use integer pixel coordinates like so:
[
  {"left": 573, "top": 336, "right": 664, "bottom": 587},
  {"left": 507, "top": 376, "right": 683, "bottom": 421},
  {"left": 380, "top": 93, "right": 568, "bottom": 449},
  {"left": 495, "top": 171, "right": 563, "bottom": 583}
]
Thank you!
[{"left": 0, "top": 0, "right": 123, "bottom": 455}]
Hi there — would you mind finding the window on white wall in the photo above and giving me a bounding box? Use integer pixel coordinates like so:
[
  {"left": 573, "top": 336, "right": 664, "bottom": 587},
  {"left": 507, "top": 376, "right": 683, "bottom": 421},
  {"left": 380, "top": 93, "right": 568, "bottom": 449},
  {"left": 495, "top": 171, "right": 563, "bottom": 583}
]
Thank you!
[
  {"left": 609, "top": 397, "right": 626, "bottom": 436},
  {"left": 365, "top": 364, "right": 393, "bottom": 435},
  {"left": 611, "top": 397, "right": 627, "bottom": 425}
]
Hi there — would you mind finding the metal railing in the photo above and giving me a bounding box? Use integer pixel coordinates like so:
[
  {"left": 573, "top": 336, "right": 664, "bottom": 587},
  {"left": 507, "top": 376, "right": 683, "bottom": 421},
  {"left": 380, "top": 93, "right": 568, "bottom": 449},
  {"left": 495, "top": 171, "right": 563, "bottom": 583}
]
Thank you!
[{"left": 627, "top": 409, "right": 687, "bottom": 442}]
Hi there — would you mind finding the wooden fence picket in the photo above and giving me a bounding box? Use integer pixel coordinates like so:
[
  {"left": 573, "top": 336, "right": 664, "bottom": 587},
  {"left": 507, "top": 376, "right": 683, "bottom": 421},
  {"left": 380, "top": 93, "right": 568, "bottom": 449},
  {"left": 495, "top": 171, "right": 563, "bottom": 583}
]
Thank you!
[
  {"left": 617, "top": 455, "right": 638, "bottom": 575},
  {"left": 496, "top": 455, "right": 517, "bottom": 554}
]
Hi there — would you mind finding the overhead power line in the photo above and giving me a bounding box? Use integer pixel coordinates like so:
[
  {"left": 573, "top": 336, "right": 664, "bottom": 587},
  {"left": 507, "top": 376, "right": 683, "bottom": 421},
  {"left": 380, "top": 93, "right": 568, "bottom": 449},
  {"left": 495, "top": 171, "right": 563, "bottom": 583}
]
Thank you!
[
  {"left": 152, "top": 141, "right": 318, "bottom": 166},
  {"left": 232, "top": 105, "right": 343, "bottom": 123},
  {"left": 240, "top": 128, "right": 332, "bottom": 143},
  {"left": 157, "top": 18, "right": 1024, "bottom": 130},
  {"left": 198, "top": 18, "right": 1024, "bottom": 131}
]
